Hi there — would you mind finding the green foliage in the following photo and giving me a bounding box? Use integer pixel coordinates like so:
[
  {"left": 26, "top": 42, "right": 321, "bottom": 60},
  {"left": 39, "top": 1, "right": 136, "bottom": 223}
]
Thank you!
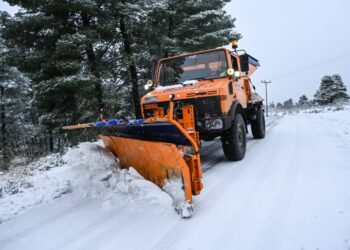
[
  {"left": 296, "top": 94, "right": 309, "bottom": 108},
  {"left": 314, "top": 74, "right": 349, "bottom": 105},
  {"left": 145, "top": 0, "right": 240, "bottom": 58},
  {"left": 283, "top": 98, "right": 294, "bottom": 109},
  {"left": 0, "top": 26, "right": 35, "bottom": 168}
]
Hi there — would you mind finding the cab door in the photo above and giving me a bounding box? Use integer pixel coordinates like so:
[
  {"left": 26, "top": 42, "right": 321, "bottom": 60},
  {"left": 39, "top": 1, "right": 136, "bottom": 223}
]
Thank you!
[{"left": 231, "top": 54, "right": 248, "bottom": 108}]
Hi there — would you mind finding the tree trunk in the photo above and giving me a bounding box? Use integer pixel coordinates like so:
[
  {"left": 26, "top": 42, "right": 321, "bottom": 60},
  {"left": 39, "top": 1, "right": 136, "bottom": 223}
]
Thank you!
[
  {"left": 0, "top": 85, "right": 8, "bottom": 168},
  {"left": 48, "top": 129, "right": 54, "bottom": 153},
  {"left": 0, "top": 85, "right": 5, "bottom": 142},
  {"left": 164, "top": 15, "right": 174, "bottom": 58},
  {"left": 119, "top": 16, "right": 141, "bottom": 118},
  {"left": 81, "top": 13, "right": 103, "bottom": 108}
]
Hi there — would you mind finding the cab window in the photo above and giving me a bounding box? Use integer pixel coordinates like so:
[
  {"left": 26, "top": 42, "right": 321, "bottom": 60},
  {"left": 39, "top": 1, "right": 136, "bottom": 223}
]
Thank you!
[{"left": 231, "top": 55, "right": 239, "bottom": 71}]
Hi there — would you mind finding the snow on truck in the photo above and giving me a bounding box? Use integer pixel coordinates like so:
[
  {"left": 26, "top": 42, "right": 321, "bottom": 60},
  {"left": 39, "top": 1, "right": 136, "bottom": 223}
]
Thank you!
[{"left": 63, "top": 41, "right": 265, "bottom": 217}]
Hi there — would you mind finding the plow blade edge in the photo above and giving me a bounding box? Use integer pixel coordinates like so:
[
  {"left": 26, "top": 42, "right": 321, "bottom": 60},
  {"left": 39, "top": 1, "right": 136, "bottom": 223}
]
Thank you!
[
  {"left": 63, "top": 119, "right": 203, "bottom": 217},
  {"left": 100, "top": 135, "right": 193, "bottom": 204}
]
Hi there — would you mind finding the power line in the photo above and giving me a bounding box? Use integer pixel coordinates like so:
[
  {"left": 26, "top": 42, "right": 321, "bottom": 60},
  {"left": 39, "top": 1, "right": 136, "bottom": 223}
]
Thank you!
[{"left": 269, "top": 52, "right": 350, "bottom": 80}]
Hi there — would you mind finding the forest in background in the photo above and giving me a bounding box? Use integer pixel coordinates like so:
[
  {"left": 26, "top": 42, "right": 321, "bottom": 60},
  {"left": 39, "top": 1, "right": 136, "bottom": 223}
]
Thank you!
[{"left": 0, "top": 1, "right": 349, "bottom": 170}]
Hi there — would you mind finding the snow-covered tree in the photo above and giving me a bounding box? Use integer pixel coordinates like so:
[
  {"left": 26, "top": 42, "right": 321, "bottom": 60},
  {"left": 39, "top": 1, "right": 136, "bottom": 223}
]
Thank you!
[
  {"left": 146, "top": 0, "right": 240, "bottom": 58},
  {"left": 331, "top": 74, "right": 349, "bottom": 104},
  {"left": 1, "top": 15, "right": 35, "bottom": 168},
  {"left": 296, "top": 94, "right": 309, "bottom": 108},
  {"left": 314, "top": 74, "right": 349, "bottom": 105},
  {"left": 1, "top": 2, "right": 125, "bottom": 151},
  {"left": 283, "top": 98, "right": 294, "bottom": 109}
]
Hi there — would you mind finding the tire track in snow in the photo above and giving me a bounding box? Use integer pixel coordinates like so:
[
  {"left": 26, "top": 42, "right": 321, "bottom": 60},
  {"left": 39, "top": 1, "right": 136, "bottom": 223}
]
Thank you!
[
  {"left": 200, "top": 115, "right": 282, "bottom": 172},
  {"left": 213, "top": 116, "right": 300, "bottom": 250},
  {"left": 151, "top": 116, "right": 283, "bottom": 250},
  {"left": 0, "top": 197, "right": 92, "bottom": 247}
]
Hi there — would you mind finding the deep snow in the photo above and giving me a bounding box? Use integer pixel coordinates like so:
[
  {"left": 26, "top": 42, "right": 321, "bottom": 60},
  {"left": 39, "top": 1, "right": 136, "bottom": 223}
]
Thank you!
[
  {"left": 1, "top": 107, "right": 350, "bottom": 250},
  {"left": 0, "top": 141, "right": 173, "bottom": 224}
]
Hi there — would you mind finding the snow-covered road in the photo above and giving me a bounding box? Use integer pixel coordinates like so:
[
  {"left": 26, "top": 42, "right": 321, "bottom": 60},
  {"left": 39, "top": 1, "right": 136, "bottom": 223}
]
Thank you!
[{"left": 1, "top": 111, "right": 350, "bottom": 250}]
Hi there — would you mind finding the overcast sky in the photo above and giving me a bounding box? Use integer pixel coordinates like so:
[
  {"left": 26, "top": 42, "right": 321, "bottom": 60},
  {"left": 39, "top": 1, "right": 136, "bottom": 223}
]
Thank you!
[
  {"left": 1, "top": 0, "right": 350, "bottom": 104},
  {"left": 0, "top": 1, "right": 17, "bottom": 15},
  {"left": 225, "top": 0, "right": 350, "bottom": 103}
]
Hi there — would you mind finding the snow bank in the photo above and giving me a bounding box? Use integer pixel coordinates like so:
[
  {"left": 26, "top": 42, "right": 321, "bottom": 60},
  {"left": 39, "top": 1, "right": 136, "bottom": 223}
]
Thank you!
[
  {"left": 0, "top": 141, "right": 172, "bottom": 223},
  {"left": 308, "top": 106, "right": 350, "bottom": 146}
]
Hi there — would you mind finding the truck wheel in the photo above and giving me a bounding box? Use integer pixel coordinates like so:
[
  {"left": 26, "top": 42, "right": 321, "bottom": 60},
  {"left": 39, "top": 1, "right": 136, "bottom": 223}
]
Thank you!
[
  {"left": 221, "top": 113, "right": 246, "bottom": 161},
  {"left": 251, "top": 109, "right": 265, "bottom": 139}
]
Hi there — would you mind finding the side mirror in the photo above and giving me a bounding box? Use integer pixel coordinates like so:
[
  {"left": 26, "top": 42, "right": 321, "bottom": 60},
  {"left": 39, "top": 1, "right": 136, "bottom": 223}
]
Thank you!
[{"left": 239, "top": 54, "right": 249, "bottom": 73}]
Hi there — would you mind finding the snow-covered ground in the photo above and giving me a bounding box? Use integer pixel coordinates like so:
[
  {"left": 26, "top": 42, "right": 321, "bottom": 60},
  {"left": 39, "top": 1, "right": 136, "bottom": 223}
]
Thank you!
[
  {"left": 1, "top": 107, "right": 350, "bottom": 250},
  {"left": 0, "top": 142, "right": 173, "bottom": 224}
]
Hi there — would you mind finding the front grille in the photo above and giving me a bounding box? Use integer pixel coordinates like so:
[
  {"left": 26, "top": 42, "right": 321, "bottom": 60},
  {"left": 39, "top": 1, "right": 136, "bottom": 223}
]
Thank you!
[
  {"left": 157, "top": 96, "right": 221, "bottom": 119},
  {"left": 195, "top": 97, "right": 221, "bottom": 118}
]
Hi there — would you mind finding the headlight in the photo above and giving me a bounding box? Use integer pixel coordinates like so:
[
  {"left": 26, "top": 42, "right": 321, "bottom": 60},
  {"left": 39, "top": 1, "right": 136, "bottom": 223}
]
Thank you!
[
  {"left": 144, "top": 96, "right": 158, "bottom": 104},
  {"left": 204, "top": 119, "right": 223, "bottom": 129}
]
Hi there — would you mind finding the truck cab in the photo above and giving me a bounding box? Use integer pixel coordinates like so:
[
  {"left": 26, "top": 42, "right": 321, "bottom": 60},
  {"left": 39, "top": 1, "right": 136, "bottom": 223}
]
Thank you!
[{"left": 141, "top": 44, "right": 265, "bottom": 161}]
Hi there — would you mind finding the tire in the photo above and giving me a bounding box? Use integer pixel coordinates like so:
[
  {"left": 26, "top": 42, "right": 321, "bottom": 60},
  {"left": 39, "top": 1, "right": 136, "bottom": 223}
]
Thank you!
[
  {"left": 251, "top": 109, "right": 265, "bottom": 139},
  {"left": 221, "top": 113, "right": 247, "bottom": 161}
]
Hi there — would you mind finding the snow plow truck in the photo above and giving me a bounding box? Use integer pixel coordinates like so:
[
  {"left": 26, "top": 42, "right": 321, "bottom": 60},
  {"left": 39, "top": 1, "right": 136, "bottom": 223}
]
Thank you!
[{"left": 63, "top": 41, "right": 265, "bottom": 217}]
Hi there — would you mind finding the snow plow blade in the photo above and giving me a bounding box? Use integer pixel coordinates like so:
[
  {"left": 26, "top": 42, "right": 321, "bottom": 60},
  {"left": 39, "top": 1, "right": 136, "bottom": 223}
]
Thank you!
[{"left": 63, "top": 118, "right": 203, "bottom": 217}]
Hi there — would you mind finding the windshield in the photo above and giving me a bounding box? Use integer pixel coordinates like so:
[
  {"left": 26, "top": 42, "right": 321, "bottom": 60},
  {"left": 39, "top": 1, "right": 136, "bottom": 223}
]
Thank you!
[{"left": 159, "top": 50, "right": 228, "bottom": 86}]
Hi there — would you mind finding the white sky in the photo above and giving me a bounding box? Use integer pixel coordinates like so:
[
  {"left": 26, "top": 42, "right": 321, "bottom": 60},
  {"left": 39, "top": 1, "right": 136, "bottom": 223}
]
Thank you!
[
  {"left": 0, "top": 1, "right": 17, "bottom": 15},
  {"left": 1, "top": 0, "right": 350, "bottom": 104},
  {"left": 225, "top": 0, "right": 350, "bottom": 103}
]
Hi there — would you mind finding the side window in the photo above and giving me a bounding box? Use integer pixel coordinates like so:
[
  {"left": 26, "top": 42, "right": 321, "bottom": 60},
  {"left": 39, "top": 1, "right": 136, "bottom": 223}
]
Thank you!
[{"left": 231, "top": 55, "right": 239, "bottom": 71}]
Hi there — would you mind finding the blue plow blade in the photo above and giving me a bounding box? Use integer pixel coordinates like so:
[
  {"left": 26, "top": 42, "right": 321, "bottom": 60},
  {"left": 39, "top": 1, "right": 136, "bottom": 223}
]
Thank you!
[{"left": 94, "top": 119, "right": 191, "bottom": 146}]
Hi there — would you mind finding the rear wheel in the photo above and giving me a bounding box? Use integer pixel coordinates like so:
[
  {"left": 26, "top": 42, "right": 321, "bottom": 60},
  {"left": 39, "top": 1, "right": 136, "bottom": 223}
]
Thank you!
[
  {"left": 251, "top": 109, "right": 265, "bottom": 139},
  {"left": 221, "top": 113, "right": 246, "bottom": 161}
]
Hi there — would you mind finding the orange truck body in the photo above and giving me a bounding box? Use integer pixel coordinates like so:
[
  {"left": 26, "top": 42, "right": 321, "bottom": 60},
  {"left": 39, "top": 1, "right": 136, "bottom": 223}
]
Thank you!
[
  {"left": 64, "top": 45, "right": 264, "bottom": 217},
  {"left": 141, "top": 48, "right": 259, "bottom": 115}
]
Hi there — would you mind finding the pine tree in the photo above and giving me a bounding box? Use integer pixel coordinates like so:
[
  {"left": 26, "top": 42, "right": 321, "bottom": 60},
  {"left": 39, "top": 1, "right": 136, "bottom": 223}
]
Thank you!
[
  {"left": 331, "top": 74, "right": 349, "bottom": 104},
  {"left": 297, "top": 95, "right": 309, "bottom": 108},
  {"left": 314, "top": 74, "right": 349, "bottom": 105},
  {"left": 314, "top": 76, "right": 332, "bottom": 105},
  {"left": 1, "top": 15, "right": 34, "bottom": 168},
  {"left": 1, "top": 1, "right": 125, "bottom": 150},
  {"left": 146, "top": 0, "right": 240, "bottom": 58},
  {"left": 283, "top": 98, "right": 294, "bottom": 109}
]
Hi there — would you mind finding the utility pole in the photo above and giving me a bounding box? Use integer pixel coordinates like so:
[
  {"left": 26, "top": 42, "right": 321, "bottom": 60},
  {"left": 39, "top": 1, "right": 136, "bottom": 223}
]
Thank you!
[{"left": 261, "top": 80, "right": 271, "bottom": 117}]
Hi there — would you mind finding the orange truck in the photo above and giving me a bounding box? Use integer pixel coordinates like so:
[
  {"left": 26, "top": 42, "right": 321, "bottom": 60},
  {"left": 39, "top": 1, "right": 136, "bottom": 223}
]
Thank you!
[{"left": 63, "top": 41, "right": 265, "bottom": 217}]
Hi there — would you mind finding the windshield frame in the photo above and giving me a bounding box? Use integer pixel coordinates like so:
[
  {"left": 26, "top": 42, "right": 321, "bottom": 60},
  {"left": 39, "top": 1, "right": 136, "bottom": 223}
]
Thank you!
[{"left": 156, "top": 48, "right": 231, "bottom": 86}]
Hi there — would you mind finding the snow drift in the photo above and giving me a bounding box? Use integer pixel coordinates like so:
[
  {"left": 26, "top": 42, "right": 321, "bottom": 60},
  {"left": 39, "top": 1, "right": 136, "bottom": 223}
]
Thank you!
[{"left": 0, "top": 141, "right": 173, "bottom": 223}]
